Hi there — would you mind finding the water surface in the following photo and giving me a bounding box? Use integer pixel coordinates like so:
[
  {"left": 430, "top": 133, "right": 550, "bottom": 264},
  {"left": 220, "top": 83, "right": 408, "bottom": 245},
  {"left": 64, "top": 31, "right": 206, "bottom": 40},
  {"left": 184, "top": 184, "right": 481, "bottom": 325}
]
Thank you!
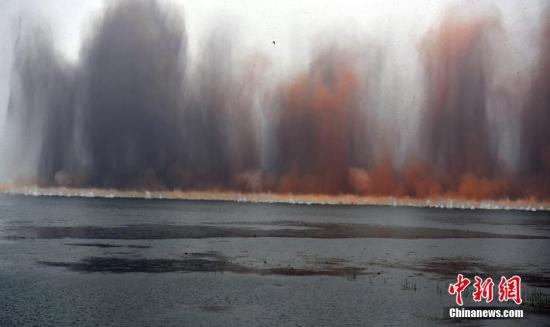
[{"left": 0, "top": 194, "right": 548, "bottom": 326}]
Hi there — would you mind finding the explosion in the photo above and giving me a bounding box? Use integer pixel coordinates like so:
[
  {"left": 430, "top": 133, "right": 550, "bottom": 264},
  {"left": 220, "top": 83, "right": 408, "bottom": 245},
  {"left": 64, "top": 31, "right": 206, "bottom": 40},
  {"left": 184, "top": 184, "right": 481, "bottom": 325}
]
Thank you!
[{"left": 3, "top": 0, "right": 550, "bottom": 202}]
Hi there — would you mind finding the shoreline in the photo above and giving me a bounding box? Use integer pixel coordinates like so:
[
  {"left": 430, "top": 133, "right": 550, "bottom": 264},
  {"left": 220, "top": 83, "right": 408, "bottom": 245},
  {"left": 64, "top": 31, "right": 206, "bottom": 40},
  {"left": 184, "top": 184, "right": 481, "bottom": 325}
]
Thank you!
[{"left": 0, "top": 184, "right": 549, "bottom": 212}]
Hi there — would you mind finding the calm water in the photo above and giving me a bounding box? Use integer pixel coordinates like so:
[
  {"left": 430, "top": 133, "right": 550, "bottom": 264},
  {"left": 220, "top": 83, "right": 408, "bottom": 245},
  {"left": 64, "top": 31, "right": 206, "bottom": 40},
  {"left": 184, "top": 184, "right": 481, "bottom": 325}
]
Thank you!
[{"left": 0, "top": 194, "right": 549, "bottom": 326}]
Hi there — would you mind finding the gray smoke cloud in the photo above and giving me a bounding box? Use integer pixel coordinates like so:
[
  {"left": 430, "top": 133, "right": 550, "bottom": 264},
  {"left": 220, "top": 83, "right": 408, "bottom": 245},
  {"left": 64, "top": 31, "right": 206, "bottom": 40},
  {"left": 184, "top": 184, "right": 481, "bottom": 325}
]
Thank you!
[
  {"left": 6, "top": 0, "right": 265, "bottom": 190},
  {"left": 2, "top": 0, "right": 550, "bottom": 200},
  {"left": 520, "top": 9, "right": 550, "bottom": 197}
]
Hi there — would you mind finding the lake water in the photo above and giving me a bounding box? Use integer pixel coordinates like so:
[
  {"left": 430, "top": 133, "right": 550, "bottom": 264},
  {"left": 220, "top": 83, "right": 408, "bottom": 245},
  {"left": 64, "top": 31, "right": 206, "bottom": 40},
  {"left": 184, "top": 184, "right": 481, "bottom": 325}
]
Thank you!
[{"left": 0, "top": 194, "right": 548, "bottom": 326}]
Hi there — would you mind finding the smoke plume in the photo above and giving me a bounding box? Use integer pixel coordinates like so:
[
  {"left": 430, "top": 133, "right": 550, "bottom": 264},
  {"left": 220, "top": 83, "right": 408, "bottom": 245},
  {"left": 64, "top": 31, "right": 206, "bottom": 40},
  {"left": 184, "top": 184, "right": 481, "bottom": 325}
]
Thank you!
[
  {"left": 521, "top": 10, "right": 550, "bottom": 199},
  {"left": 3, "top": 0, "right": 550, "bottom": 201}
]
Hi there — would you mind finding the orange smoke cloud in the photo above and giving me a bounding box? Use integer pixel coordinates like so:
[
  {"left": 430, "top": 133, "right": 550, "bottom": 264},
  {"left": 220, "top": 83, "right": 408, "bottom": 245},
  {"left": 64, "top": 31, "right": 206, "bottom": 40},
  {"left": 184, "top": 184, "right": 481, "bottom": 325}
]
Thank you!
[
  {"left": 277, "top": 49, "right": 359, "bottom": 194},
  {"left": 455, "top": 174, "right": 514, "bottom": 200},
  {"left": 401, "top": 162, "right": 442, "bottom": 198},
  {"left": 421, "top": 12, "right": 500, "bottom": 183}
]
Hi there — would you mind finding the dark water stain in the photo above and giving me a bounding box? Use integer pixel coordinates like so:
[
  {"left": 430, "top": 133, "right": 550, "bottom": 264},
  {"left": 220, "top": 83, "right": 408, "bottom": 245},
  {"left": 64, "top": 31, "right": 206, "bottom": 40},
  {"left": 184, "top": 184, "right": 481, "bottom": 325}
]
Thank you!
[
  {"left": 421, "top": 257, "right": 550, "bottom": 288},
  {"left": 38, "top": 252, "right": 364, "bottom": 278},
  {"left": 6, "top": 222, "right": 548, "bottom": 240},
  {"left": 65, "top": 243, "right": 151, "bottom": 249},
  {"left": 268, "top": 266, "right": 362, "bottom": 279},
  {"left": 104, "top": 251, "right": 135, "bottom": 256},
  {"left": 199, "top": 305, "right": 232, "bottom": 313},
  {"left": 66, "top": 243, "right": 123, "bottom": 248},
  {"left": 3, "top": 235, "right": 27, "bottom": 240},
  {"left": 373, "top": 256, "right": 550, "bottom": 288},
  {"left": 39, "top": 256, "right": 248, "bottom": 274},
  {"left": 126, "top": 244, "right": 151, "bottom": 249}
]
